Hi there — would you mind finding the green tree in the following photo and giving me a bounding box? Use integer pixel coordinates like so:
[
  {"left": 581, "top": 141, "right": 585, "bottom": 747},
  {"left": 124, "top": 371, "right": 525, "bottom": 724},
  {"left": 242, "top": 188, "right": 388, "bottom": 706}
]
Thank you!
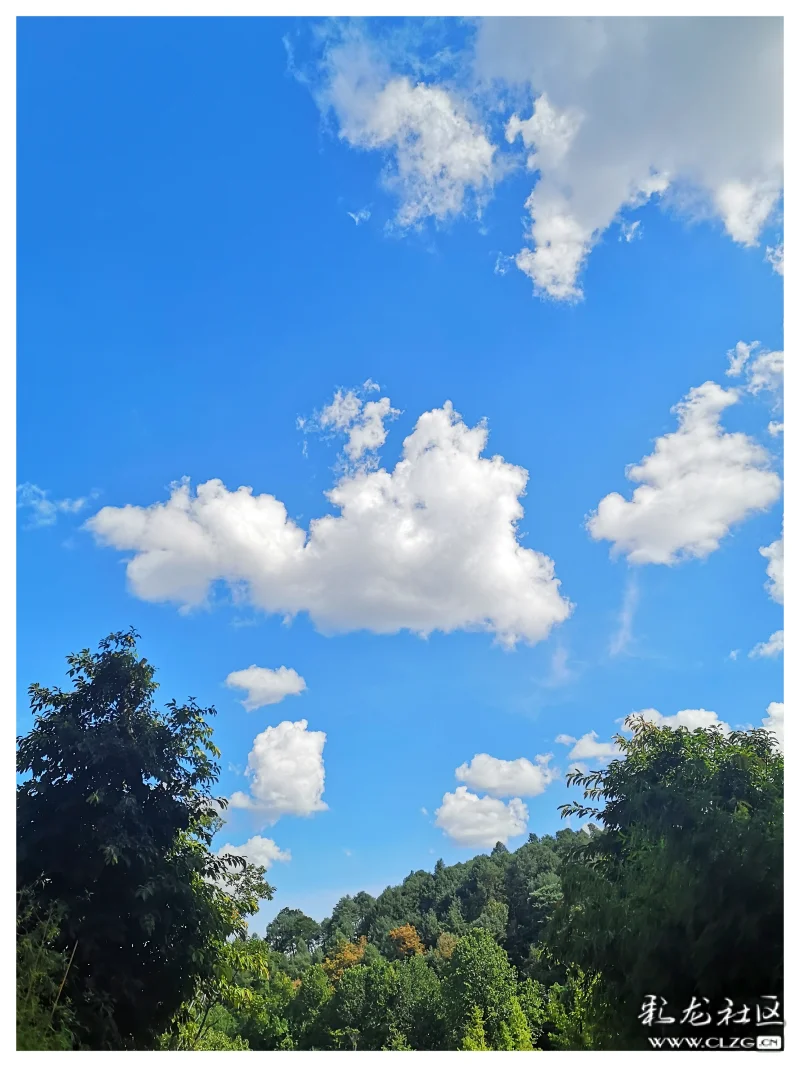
[
  {"left": 265, "top": 907, "right": 322, "bottom": 956},
  {"left": 550, "top": 717, "right": 783, "bottom": 1048},
  {"left": 460, "top": 1005, "right": 489, "bottom": 1050},
  {"left": 441, "top": 927, "right": 520, "bottom": 1049},
  {"left": 503, "top": 838, "right": 561, "bottom": 967},
  {"left": 472, "top": 899, "right": 509, "bottom": 943},
  {"left": 16, "top": 630, "right": 271, "bottom": 1049},
  {"left": 289, "top": 964, "right": 334, "bottom": 1049}
]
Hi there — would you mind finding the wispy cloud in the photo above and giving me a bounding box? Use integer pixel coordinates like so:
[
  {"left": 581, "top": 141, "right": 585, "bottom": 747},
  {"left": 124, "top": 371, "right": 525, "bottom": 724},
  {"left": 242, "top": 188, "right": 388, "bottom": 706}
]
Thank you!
[
  {"left": 547, "top": 646, "right": 573, "bottom": 687},
  {"left": 609, "top": 576, "right": 639, "bottom": 656},
  {"left": 347, "top": 207, "right": 371, "bottom": 225},
  {"left": 17, "top": 483, "right": 97, "bottom": 529}
]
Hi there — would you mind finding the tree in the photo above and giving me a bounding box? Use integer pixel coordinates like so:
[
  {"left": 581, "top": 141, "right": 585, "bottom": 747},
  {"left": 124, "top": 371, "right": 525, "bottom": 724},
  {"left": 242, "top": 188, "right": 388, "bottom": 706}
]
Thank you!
[
  {"left": 322, "top": 935, "right": 367, "bottom": 982},
  {"left": 550, "top": 717, "right": 784, "bottom": 1048},
  {"left": 388, "top": 923, "right": 424, "bottom": 958},
  {"left": 321, "top": 894, "right": 372, "bottom": 952},
  {"left": 436, "top": 931, "right": 459, "bottom": 959},
  {"left": 503, "top": 837, "right": 561, "bottom": 967},
  {"left": 472, "top": 899, "right": 509, "bottom": 943},
  {"left": 444, "top": 898, "right": 468, "bottom": 935},
  {"left": 265, "top": 908, "right": 322, "bottom": 957},
  {"left": 289, "top": 964, "right": 333, "bottom": 1049},
  {"left": 165, "top": 930, "right": 274, "bottom": 1050},
  {"left": 392, "top": 954, "right": 447, "bottom": 1049},
  {"left": 441, "top": 927, "right": 521, "bottom": 1049},
  {"left": 16, "top": 630, "right": 272, "bottom": 1049},
  {"left": 460, "top": 1006, "right": 489, "bottom": 1050}
]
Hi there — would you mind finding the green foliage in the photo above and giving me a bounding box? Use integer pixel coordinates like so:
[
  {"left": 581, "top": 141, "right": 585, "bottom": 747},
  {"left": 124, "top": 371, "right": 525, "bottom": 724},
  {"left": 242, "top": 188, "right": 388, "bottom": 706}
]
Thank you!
[
  {"left": 471, "top": 899, "right": 509, "bottom": 942},
  {"left": 289, "top": 964, "right": 333, "bottom": 1049},
  {"left": 17, "top": 630, "right": 273, "bottom": 1049},
  {"left": 550, "top": 717, "right": 784, "bottom": 1047},
  {"left": 460, "top": 1006, "right": 489, "bottom": 1050},
  {"left": 16, "top": 890, "right": 76, "bottom": 1050},
  {"left": 442, "top": 927, "right": 524, "bottom": 1049},
  {"left": 265, "top": 907, "right": 322, "bottom": 956}
]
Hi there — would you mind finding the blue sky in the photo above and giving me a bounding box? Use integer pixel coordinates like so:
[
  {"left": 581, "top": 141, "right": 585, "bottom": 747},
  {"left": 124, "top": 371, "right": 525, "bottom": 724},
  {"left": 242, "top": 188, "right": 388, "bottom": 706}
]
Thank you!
[{"left": 17, "top": 17, "right": 783, "bottom": 924}]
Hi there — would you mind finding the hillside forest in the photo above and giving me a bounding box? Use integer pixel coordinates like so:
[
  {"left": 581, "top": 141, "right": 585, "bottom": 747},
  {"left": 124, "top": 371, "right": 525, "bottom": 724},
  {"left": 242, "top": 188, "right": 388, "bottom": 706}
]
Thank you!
[{"left": 16, "top": 631, "right": 784, "bottom": 1051}]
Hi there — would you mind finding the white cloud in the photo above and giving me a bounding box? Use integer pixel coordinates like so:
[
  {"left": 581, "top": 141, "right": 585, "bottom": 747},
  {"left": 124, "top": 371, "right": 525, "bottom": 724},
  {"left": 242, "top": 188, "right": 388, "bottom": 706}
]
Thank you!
[
  {"left": 216, "top": 835, "right": 291, "bottom": 870},
  {"left": 435, "top": 786, "right": 527, "bottom": 847},
  {"left": 725, "top": 340, "right": 758, "bottom": 378},
  {"left": 619, "top": 219, "right": 642, "bottom": 243},
  {"left": 86, "top": 399, "right": 571, "bottom": 647},
  {"left": 474, "top": 17, "right": 782, "bottom": 298},
  {"left": 749, "top": 630, "right": 784, "bottom": 659},
  {"left": 556, "top": 731, "right": 619, "bottom": 764},
  {"left": 745, "top": 350, "right": 784, "bottom": 397},
  {"left": 609, "top": 576, "right": 639, "bottom": 656},
  {"left": 768, "top": 421, "right": 784, "bottom": 437},
  {"left": 455, "top": 753, "right": 557, "bottom": 798},
  {"left": 320, "top": 35, "right": 495, "bottom": 228},
  {"left": 17, "top": 483, "right": 95, "bottom": 528},
  {"left": 587, "top": 381, "right": 781, "bottom": 564},
  {"left": 229, "top": 719, "right": 328, "bottom": 823},
  {"left": 225, "top": 665, "right": 307, "bottom": 711},
  {"left": 635, "top": 707, "right": 730, "bottom": 732},
  {"left": 713, "top": 179, "right": 781, "bottom": 246},
  {"left": 308, "top": 20, "right": 782, "bottom": 299},
  {"left": 761, "top": 701, "right": 784, "bottom": 750},
  {"left": 318, "top": 387, "right": 364, "bottom": 431},
  {"left": 309, "top": 384, "right": 400, "bottom": 464},
  {"left": 729, "top": 650, "right": 740, "bottom": 661},
  {"left": 347, "top": 397, "right": 400, "bottom": 461},
  {"left": 726, "top": 340, "right": 784, "bottom": 396},
  {"left": 760, "top": 530, "right": 784, "bottom": 604},
  {"left": 765, "top": 243, "right": 784, "bottom": 275},
  {"left": 348, "top": 207, "right": 371, "bottom": 224}
]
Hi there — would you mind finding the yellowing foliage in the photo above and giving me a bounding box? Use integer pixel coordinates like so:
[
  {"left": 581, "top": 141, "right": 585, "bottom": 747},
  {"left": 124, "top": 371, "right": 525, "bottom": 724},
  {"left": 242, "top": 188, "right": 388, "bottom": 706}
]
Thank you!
[
  {"left": 388, "top": 923, "right": 424, "bottom": 957},
  {"left": 436, "top": 932, "right": 458, "bottom": 960},
  {"left": 322, "top": 936, "right": 367, "bottom": 981}
]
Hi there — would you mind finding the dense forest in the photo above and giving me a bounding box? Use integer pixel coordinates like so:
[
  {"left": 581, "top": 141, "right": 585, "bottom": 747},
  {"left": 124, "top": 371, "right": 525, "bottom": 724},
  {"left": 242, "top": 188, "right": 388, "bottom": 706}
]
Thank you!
[{"left": 17, "top": 631, "right": 783, "bottom": 1051}]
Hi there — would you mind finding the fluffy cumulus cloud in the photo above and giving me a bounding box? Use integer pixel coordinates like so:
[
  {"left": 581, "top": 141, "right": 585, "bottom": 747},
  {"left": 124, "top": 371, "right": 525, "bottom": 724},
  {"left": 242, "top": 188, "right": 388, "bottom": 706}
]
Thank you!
[
  {"left": 761, "top": 701, "right": 784, "bottom": 750},
  {"left": 760, "top": 530, "right": 784, "bottom": 604},
  {"left": 749, "top": 630, "right": 784, "bottom": 659},
  {"left": 557, "top": 708, "right": 732, "bottom": 766},
  {"left": 556, "top": 731, "right": 619, "bottom": 765},
  {"left": 225, "top": 665, "right": 307, "bottom": 711},
  {"left": 17, "top": 483, "right": 95, "bottom": 528},
  {"left": 216, "top": 835, "right": 291, "bottom": 870},
  {"left": 319, "top": 33, "right": 495, "bottom": 227},
  {"left": 86, "top": 398, "right": 571, "bottom": 647},
  {"left": 435, "top": 786, "right": 528, "bottom": 847},
  {"left": 726, "top": 340, "right": 784, "bottom": 397},
  {"left": 587, "top": 381, "right": 781, "bottom": 564},
  {"left": 455, "top": 753, "right": 557, "bottom": 798},
  {"left": 230, "top": 719, "right": 327, "bottom": 823},
  {"left": 636, "top": 707, "right": 730, "bottom": 732},
  {"left": 315, "top": 384, "right": 400, "bottom": 463},
  {"left": 476, "top": 17, "right": 783, "bottom": 298}
]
